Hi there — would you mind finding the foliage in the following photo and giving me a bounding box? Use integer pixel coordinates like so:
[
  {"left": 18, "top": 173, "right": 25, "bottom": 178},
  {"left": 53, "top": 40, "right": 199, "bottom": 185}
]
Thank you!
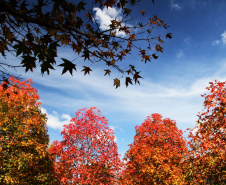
[
  {"left": 0, "top": 77, "right": 56, "bottom": 184},
  {"left": 121, "top": 113, "right": 188, "bottom": 185},
  {"left": 0, "top": 0, "right": 172, "bottom": 87},
  {"left": 49, "top": 107, "right": 122, "bottom": 184},
  {"left": 188, "top": 81, "right": 226, "bottom": 184}
]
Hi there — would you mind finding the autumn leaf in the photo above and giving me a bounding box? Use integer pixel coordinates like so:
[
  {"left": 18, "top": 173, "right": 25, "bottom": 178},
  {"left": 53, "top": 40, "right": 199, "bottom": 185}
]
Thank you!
[
  {"left": 133, "top": 72, "right": 143, "bottom": 85},
  {"left": 125, "top": 69, "right": 132, "bottom": 75},
  {"left": 152, "top": 53, "right": 158, "bottom": 59},
  {"left": 76, "top": 1, "right": 86, "bottom": 12},
  {"left": 58, "top": 58, "right": 77, "bottom": 75},
  {"left": 140, "top": 10, "right": 146, "bottom": 16},
  {"left": 166, "top": 33, "right": 172, "bottom": 39},
  {"left": 155, "top": 44, "right": 163, "bottom": 52},
  {"left": 113, "top": 78, "right": 120, "bottom": 88},
  {"left": 81, "top": 66, "right": 92, "bottom": 75},
  {"left": 142, "top": 54, "right": 151, "bottom": 63},
  {"left": 104, "top": 69, "right": 111, "bottom": 76},
  {"left": 125, "top": 77, "right": 133, "bottom": 87},
  {"left": 1, "top": 0, "right": 171, "bottom": 87},
  {"left": 21, "top": 56, "right": 37, "bottom": 72}
]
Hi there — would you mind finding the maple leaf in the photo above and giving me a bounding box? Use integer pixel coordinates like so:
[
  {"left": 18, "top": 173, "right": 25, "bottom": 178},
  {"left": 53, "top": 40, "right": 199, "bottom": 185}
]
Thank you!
[
  {"left": 113, "top": 78, "right": 120, "bottom": 88},
  {"left": 41, "top": 62, "right": 55, "bottom": 75},
  {"left": 166, "top": 33, "right": 173, "bottom": 39},
  {"left": 82, "top": 49, "right": 90, "bottom": 61},
  {"left": 58, "top": 58, "right": 77, "bottom": 75},
  {"left": 124, "top": 8, "right": 131, "bottom": 16},
  {"left": 140, "top": 10, "right": 146, "bottom": 16},
  {"left": 142, "top": 54, "right": 151, "bottom": 63},
  {"left": 21, "top": 56, "right": 37, "bottom": 72},
  {"left": 125, "top": 77, "right": 133, "bottom": 87},
  {"left": 81, "top": 66, "right": 92, "bottom": 75},
  {"left": 104, "top": 69, "right": 111, "bottom": 76},
  {"left": 152, "top": 53, "right": 158, "bottom": 59},
  {"left": 76, "top": 1, "right": 86, "bottom": 12},
  {"left": 129, "top": 65, "right": 136, "bottom": 72},
  {"left": 104, "top": 0, "right": 116, "bottom": 8},
  {"left": 157, "top": 36, "right": 164, "bottom": 43},
  {"left": 125, "top": 69, "right": 132, "bottom": 75},
  {"left": 155, "top": 44, "right": 163, "bottom": 52},
  {"left": 110, "top": 59, "right": 116, "bottom": 65},
  {"left": 133, "top": 72, "right": 143, "bottom": 85}
]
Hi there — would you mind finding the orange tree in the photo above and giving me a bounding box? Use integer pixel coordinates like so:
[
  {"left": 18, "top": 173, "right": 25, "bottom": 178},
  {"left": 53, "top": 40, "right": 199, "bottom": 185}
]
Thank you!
[
  {"left": 0, "top": 0, "right": 172, "bottom": 87},
  {"left": 188, "top": 81, "right": 226, "bottom": 184},
  {"left": 0, "top": 77, "right": 56, "bottom": 184},
  {"left": 121, "top": 113, "right": 188, "bottom": 185},
  {"left": 49, "top": 107, "right": 122, "bottom": 184}
]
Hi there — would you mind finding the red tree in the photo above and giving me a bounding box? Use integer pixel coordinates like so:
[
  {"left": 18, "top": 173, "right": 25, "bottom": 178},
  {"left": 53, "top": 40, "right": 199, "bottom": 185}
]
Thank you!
[
  {"left": 188, "top": 81, "right": 226, "bottom": 184},
  {"left": 121, "top": 113, "right": 188, "bottom": 184},
  {"left": 49, "top": 107, "right": 122, "bottom": 184}
]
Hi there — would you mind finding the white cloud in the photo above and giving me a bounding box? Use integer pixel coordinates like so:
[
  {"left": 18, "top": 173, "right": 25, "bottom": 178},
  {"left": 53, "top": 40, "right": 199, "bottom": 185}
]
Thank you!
[
  {"left": 93, "top": 7, "right": 127, "bottom": 37},
  {"left": 41, "top": 108, "right": 71, "bottom": 130},
  {"left": 212, "top": 31, "right": 226, "bottom": 45},
  {"left": 221, "top": 31, "right": 226, "bottom": 44}
]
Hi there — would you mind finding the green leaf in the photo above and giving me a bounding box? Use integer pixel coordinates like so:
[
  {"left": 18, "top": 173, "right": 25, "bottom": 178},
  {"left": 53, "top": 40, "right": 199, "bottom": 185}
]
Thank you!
[{"left": 59, "top": 58, "right": 77, "bottom": 75}]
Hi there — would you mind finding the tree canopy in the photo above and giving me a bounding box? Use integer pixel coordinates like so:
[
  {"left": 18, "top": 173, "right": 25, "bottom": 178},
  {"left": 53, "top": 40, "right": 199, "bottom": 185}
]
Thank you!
[
  {"left": 187, "top": 81, "right": 226, "bottom": 184},
  {"left": 0, "top": 0, "right": 171, "bottom": 87},
  {"left": 0, "top": 77, "right": 56, "bottom": 184},
  {"left": 49, "top": 107, "right": 122, "bottom": 184},
  {"left": 121, "top": 113, "right": 188, "bottom": 184}
]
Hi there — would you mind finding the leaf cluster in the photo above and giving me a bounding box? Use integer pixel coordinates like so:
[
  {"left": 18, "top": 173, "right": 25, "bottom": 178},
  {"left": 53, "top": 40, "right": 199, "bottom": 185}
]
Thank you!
[{"left": 0, "top": 0, "right": 172, "bottom": 87}]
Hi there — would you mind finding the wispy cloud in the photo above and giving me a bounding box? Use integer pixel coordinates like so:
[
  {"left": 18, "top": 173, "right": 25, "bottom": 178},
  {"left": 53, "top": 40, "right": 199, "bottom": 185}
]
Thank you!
[
  {"left": 93, "top": 7, "right": 127, "bottom": 37},
  {"left": 41, "top": 108, "right": 71, "bottom": 130},
  {"left": 212, "top": 40, "right": 220, "bottom": 46},
  {"left": 212, "top": 31, "right": 226, "bottom": 45},
  {"left": 176, "top": 49, "right": 184, "bottom": 58},
  {"left": 170, "top": 1, "right": 182, "bottom": 10}
]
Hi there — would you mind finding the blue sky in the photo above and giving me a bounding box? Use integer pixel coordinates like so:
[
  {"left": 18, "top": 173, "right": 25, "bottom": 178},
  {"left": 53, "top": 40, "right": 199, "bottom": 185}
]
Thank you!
[{"left": 5, "top": 0, "right": 226, "bottom": 158}]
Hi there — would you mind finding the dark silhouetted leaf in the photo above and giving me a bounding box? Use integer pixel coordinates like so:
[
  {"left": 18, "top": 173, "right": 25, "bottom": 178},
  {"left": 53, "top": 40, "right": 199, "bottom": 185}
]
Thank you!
[
  {"left": 125, "top": 77, "right": 133, "bottom": 87},
  {"left": 59, "top": 58, "right": 77, "bottom": 75},
  {"left": 81, "top": 66, "right": 92, "bottom": 75},
  {"left": 104, "top": 69, "right": 111, "bottom": 76},
  {"left": 21, "top": 56, "right": 37, "bottom": 72}
]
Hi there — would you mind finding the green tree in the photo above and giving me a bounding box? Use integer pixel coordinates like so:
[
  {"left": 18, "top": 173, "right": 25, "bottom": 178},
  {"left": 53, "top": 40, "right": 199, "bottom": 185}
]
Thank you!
[
  {"left": 0, "top": 0, "right": 172, "bottom": 87},
  {"left": 0, "top": 77, "right": 56, "bottom": 184}
]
